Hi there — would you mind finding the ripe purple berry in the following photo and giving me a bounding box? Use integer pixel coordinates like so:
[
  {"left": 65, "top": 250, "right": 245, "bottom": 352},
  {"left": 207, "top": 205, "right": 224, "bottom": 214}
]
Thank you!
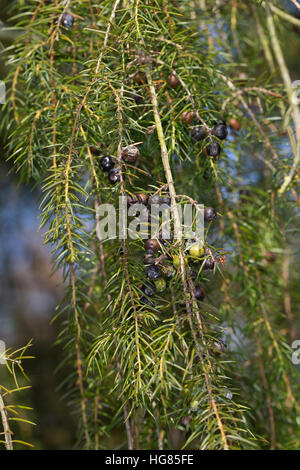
[
  {"left": 212, "top": 123, "right": 227, "bottom": 140},
  {"left": 146, "top": 265, "right": 162, "bottom": 280},
  {"left": 204, "top": 257, "right": 215, "bottom": 270},
  {"left": 206, "top": 142, "right": 221, "bottom": 157},
  {"left": 100, "top": 155, "right": 115, "bottom": 172},
  {"left": 191, "top": 126, "right": 207, "bottom": 141},
  {"left": 108, "top": 168, "right": 121, "bottom": 185},
  {"left": 61, "top": 13, "right": 74, "bottom": 28}
]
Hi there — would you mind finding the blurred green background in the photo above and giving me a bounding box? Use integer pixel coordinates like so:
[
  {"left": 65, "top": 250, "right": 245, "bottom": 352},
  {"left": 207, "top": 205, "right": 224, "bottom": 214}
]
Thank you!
[{"left": 0, "top": 0, "right": 76, "bottom": 449}]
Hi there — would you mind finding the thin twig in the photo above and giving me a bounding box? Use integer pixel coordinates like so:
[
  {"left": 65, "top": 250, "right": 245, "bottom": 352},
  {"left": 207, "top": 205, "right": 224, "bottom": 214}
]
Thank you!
[{"left": 0, "top": 392, "right": 13, "bottom": 450}]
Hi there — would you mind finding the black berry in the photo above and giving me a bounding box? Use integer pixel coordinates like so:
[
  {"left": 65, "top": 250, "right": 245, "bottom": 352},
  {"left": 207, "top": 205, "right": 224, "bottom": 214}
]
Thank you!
[
  {"left": 191, "top": 126, "right": 207, "bottom": 141},
  {"left": 212, "top": 123, "right": 227, "bottom": 140},
  {"left": 204, "top": 207, "right": 217, "bottom": 222},
  {"left": 100, "top": 155, "right": 115, "bottom": 172},
  {"left": 108, "top": 168, "right": 121, "bottom": 185},
  {"left": 146, "top": 265, "right": 162, "bottom": 280},
  {"left": 206, "top": 142, "right": 221, "bottom": 157},
  {"left": 60, "top": 13, "right": 74, "bottom": 28}
]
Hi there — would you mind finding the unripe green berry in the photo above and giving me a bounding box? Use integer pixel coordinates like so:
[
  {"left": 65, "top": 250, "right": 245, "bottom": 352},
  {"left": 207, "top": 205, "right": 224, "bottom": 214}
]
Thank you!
[
  {"left": 173, "top": 255, "right": 187, "bottom": 268},
  {"left": 154, "top": 278, "right": 166, "bottom": 293},
  {"left": 189, "top": 243, "right": 204, "bottom": 260}
]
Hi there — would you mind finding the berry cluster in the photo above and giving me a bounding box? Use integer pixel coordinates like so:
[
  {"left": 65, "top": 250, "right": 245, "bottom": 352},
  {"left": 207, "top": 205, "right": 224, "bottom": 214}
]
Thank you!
[
  {"left": 94, "top": 144, "right": 141, "bottom": 185},
  {"left": 136, "top": 204, "right": 218, "bottom": 309},
  {"left": 190, "top": 120, "right": 228, "bottom": 158},
  {"left": 91, "top": 68, "right": 229, "bottom": 353}
]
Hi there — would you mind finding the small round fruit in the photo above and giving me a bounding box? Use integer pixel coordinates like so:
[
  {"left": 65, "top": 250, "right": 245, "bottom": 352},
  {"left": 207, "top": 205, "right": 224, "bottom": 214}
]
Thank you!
[
  {"left": 145, "top": 239, "right": 159, "bottom": 253},
  {"left": 191, "top": 126, "right": 207, "bottom": 141},
  {"left": 142, "top": 283, "right": 156, "bottom": 297},
  {"left": 143, "top": 252, "right": 156, "bottom": 265},
  {"left": 189, "top": 243, "right": 205, "bottom": 259},
  {"left": 137, "top": 193, "right": 148, "bottom": 205},
  {"left": 204, "top": 257, "right": 215, "bottom": 270},
  {"left": 108, "top": 168, "right": 121, "bottom": 185},
  {"left": 195, "top": 285, "right": 205, "bottom": 301},
  {"left": 61, "top": 13, "right": 74, "bottom": 28},
  {"left": 190, "top": 400, "right": 199, "bottom": 411},
  {"left": 181, "top": 111, "right": 194, "bottom": 125},
  {"left": 167, "top": 72, "right": 180, "bottom": 89},
  {"left": 204, "top": 207, "right": 217, "bottom": 222},
  {"left": 122, "top": 145, "right": 140, "bottom": 163},
  {"left": 173, "top": 255, "right": 187, "bottom": 268},
  {"left": 206, "top": 142, "right": 221, "bottom": 157},
  {"left": 100, "top": 155, "right": 115, "bottom": 172},
  {"left": 146, "top": 265, "right": 162, "bottom": 280},
  {"left": 229, "top": 118, "right": 242, "bottom": 131},
  {"left": 212, "top": 123, "right": 227, "bottom": 140},
  {"left": 154, "top": 278, "right": 166, "bottom": 293}
]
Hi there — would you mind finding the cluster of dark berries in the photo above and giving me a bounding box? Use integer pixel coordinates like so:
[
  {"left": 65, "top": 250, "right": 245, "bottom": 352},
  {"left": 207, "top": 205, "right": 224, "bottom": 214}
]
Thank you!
[
  {"left": 140, "top": 239, "right": 168, "bottom": 306},
  {"left": 139, "top": 204, "right": 218, "bottom": 308},
  {"left": 98, "top": 154, "right": 121, "bottom": 185},
  {"left": 92, "top": 144, "right": 140, "bottom": 185},
  {"left": 166, "top": 71, "right": 229, "bottom": 159},
  {"left": 190, "top": 121, "right": 228, "bottom": 158}
]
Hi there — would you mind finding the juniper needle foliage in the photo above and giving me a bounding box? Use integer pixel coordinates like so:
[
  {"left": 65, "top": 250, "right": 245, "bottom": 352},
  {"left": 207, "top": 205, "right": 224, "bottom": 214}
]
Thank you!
[{"left": 1, "top": 0, "right": 300, "bottom": 450}]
